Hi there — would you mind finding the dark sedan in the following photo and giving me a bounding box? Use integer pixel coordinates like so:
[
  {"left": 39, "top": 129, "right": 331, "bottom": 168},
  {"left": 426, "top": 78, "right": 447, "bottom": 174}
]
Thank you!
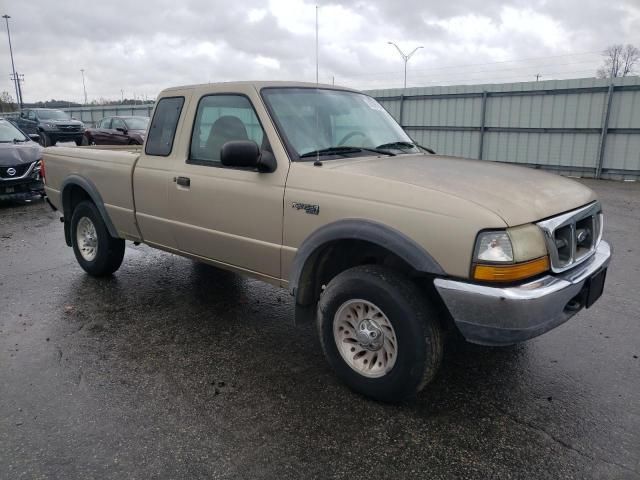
[
  {"left": 82, "top": 116, "right": 149, "bottom": 146},
  {"left": 0, "top": 118, "right": 44, "bottom": 200}
]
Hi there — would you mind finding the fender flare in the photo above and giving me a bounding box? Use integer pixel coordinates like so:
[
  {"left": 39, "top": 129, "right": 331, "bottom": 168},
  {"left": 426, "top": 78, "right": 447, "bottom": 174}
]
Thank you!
[
  {"left": 60, "top": 175, "right": 119, "bottom": 243},
  {"left": 289, "top": 218, "right": 445, "bottom": 301}
]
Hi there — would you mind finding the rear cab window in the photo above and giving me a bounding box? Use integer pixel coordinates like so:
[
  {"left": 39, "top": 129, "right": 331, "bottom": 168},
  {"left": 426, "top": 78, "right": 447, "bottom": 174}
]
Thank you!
[{"left": 145, "top": 97, "right": 185, "bottom": 156}]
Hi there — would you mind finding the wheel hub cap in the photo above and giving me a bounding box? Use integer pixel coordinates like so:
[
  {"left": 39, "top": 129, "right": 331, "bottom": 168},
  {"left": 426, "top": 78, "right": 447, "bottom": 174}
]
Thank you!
[
  {"left": 356, "top": 319, "right": 384, "bottom": 351},
  {"left": 333, "top": 299, "right": 398, "bottom": 378},
  {"left": 76, "top": 216, "right": 98, "bottom": 261}
]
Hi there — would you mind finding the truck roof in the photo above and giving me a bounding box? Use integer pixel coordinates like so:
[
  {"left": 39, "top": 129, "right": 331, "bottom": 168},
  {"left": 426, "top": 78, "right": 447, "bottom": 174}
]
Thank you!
[{"left": 160, "top": 80, "right": 360, "bottom": 95}]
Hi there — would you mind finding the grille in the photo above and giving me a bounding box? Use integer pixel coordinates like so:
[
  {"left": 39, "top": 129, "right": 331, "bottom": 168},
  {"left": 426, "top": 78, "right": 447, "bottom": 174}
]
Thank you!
[
  {"left": 0, "top": 163, "right": 32, "bottom": 179},
  {"left": 537, "top": 202, "right": 603, "bottom": 273},
  {"left": 58, "top": 124, "right": 81, "bottom": 131}
]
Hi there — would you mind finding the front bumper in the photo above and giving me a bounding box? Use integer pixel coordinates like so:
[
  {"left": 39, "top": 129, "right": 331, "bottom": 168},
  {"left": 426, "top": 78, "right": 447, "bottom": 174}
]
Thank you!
[
  {"left": 0, "top": 179, "right": 44, "bottom": 200},
  {"left": 434, "top": 240, "right": 612, "bottom": 346}
]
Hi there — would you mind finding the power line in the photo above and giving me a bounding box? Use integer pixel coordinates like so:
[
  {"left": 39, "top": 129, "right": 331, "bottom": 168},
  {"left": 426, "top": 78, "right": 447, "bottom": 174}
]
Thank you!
[{"left": 349, "top": 50, "right": 602, "bottom": 78}]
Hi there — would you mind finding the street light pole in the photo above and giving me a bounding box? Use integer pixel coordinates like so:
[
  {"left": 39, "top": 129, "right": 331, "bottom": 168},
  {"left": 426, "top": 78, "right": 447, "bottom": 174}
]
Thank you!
[
  {"left": 80, "top": 69, "right": 87, "bottom": 105},
  {"left": 2, "top": 14, "right": 20, "bottom": 110},
  {"left": 387, "top": 41, "right": 423, "bottom": 89}
]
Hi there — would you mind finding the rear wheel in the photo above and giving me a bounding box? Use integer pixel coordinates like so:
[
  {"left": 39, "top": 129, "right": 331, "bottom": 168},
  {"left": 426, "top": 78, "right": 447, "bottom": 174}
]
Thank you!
[
  {"left": 70, "top": 200, "right": 125, "bottom": 276},
  {"left": 317, "top": 265, "right": 443, "bottom": 402}
]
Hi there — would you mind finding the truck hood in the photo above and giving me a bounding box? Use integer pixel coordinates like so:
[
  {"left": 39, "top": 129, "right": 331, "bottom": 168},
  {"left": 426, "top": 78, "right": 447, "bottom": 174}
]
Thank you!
[
  {"left": 44, "top": 119, "right": 83, "bottom": 126},
  {"left": 323, "top": 154, "right": 597, "bottom": 226},
  {"left": 0, "top": 141, "right": 43, "bottom": 167}
]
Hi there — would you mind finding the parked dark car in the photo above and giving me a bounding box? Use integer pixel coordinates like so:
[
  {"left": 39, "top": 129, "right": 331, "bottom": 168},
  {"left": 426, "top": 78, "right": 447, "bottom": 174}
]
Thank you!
[
  {"left": 15, "top": 108, "right": 85, "bottom": 147},
  {"left": 0, "top": 118, "right": 44, "bottom": 200},
  {"left": 82, "top": 116, "right": 149, "bottom": 146}
]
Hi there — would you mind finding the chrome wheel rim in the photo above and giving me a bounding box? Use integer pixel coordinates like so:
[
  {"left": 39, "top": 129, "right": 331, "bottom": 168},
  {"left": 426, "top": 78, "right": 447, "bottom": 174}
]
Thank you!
[
  {"left": 333, "top": 299, "right": 398, "bottom": 378},
  {"left": 76, "top": 216, "right": 98, "bottom": 261}
]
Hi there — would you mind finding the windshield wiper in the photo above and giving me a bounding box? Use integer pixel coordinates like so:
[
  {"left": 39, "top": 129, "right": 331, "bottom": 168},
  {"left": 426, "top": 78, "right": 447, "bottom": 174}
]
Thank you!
[
  {"left": 376, "top": 141, "right": 435, "bottom": 154},
  {"left": 299, "top": 146, "right": 395, "bottom": 159},
  {"left": 13, "top": 138, "right": 27, "bottom": 143}
]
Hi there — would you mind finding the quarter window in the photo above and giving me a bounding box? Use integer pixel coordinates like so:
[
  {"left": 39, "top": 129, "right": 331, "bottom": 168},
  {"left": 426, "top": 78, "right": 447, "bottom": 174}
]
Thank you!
[
  {"left": 145, "top": 97, "right": 184, "bottom": 156},
  {"left": 189, "top": 95, "right": 264, "bottom": 165}
]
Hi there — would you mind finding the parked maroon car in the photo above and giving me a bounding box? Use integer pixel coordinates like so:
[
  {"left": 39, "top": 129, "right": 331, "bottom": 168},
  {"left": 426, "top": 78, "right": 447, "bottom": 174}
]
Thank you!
[{"left": 82, "top": 116, "right": 149, "bottom": 146}]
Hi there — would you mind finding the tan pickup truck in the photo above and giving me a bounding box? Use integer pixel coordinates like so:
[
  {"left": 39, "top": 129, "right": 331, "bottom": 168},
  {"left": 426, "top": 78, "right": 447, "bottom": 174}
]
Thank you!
[{"left": 43, "top": 81, "right": 611, "bottom": 401}]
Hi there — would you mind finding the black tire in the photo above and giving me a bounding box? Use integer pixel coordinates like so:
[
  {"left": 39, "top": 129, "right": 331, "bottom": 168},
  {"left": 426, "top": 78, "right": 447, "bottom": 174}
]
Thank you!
[
  {"left": 39, "top": 132, "right": 51, "bottom": 147},
  {"left": 317, "top": 265, "right": 443, "bottom": 402},
  {"left": 70, "top": 200, "right": 125, "bottom": 276},
  {"left": 74, "top": 137, "right": 83, "bottom": 146}
]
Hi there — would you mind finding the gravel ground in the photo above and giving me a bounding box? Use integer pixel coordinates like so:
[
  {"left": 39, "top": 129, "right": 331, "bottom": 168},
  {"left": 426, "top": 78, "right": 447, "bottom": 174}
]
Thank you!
[{"left": 0, "top": 178, "right": 639, "bottom": 479}]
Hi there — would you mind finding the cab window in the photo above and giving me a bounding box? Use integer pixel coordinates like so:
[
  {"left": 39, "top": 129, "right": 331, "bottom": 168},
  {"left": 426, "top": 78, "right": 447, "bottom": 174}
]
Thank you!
[
  {"left": 189, "top": 95, "right": 264, "bottom": 165},
  {"left": 112, "top": 118, "right": 126, "bottom": 130},
  {"left": 145, "top": 97, "right": 184, "bottom": 156}
]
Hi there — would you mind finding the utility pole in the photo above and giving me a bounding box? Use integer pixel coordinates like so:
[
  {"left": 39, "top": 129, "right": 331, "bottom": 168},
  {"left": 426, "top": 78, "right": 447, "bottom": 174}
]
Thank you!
[
  {"left": 80, "top": 68, "right": 87, "bottom": 104},
  {"left": 2, "top": 14, "right": 21, "bottom": 110},
  {"left": 10, "top": 72, "right": 24, "bottom": 107},
  {"left": 387, "top": 41, "right": 423, "bottom": 89},
  {"left": 535, "top": 73, "right": 541, "bottom": 82},
  {"left": 315, "top": 5, "right": 319, "bottom": 84},
  {"left": 121, "top": 89, "right": 124, "bottom": 103}
]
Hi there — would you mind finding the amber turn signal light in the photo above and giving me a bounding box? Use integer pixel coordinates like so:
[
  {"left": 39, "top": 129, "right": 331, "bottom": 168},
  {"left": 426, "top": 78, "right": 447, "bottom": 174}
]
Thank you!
[{"left": 473, "top": 256, "right": 550, "bottom": 282}]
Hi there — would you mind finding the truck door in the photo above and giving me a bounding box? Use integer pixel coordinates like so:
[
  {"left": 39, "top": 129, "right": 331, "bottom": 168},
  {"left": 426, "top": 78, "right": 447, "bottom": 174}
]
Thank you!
[
  {"left": 132, "top": 96, "right": 187, "bottom": 249},
  {"left": 20, "top": 110, "right": 37, "bottom": 134},
  {"left": 167, "top": 88, "right": 288, "bottom": 280}
]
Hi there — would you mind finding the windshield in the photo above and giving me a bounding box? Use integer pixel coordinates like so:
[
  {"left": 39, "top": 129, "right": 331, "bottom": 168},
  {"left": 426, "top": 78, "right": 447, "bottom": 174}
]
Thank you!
[
  {"left": 124, "top": 117, "right": 149, "bottom": 130},
  {"left": 37, "top": 109, "right": 70, "bottom": 120},
  {"left": 0, "top": 120, "right": 28, "bottom": 142},
  {"left": 261, "top": 88, "right": 421, "bottom": 160}
]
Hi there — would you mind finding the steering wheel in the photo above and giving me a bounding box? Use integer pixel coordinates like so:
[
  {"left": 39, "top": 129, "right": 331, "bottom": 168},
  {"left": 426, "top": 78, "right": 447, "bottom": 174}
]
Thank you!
[{"left": 338, "top": 131, "right": 371, "bottom": 146}]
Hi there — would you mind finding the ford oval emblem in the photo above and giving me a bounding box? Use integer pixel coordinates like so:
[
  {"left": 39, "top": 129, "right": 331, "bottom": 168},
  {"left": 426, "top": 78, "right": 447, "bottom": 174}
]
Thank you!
[{"left": 6, "top": 167, "right": 16, "bottom": 176}]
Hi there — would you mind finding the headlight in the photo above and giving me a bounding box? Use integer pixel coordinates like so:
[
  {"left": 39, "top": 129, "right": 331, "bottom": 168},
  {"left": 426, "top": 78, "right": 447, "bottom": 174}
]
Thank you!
[
  {"left": 43, "top": 123, "right": 53, "bottom": 128},
  {"left": 472, "top": 225, "right": 549, "bottom": 282},
  {"left": 475, "top": 232, "right": 513, "bottom": 262}
]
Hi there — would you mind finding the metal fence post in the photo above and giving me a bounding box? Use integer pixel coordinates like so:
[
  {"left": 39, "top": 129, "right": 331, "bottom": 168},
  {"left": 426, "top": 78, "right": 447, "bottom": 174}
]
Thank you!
[
  {"left": 596, "top": 83, "right": 614, "bottom": 179},
  {"left": 478, "top": 91, "right": 488, "bottom": 160}
]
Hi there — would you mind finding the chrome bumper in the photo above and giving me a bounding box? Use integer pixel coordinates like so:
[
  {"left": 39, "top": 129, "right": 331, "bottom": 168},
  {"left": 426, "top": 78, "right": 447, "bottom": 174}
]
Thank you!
[{"left": 434, "top": 241, "right": 612, "bottom": 346}]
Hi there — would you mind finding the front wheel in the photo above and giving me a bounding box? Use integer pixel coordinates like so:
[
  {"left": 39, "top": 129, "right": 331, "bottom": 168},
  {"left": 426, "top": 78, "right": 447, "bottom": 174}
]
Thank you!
[
  {"left": 317, "top": 265, "right": 443, "bottom": 402},
  {"left": 39, "top": 132, "right": 52, "bottom": 147},
  {"left": 70, "top": 200, "right": 125, "bottom": 276}
]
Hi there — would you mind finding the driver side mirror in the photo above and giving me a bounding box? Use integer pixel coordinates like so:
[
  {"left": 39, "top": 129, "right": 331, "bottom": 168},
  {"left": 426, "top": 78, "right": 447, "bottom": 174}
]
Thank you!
[
  {"left": 28, "top": 134, "right": 40, "bottom": 142},
  {"left": 116, "top": 127, "right": 128, "bottom": 134},
  {"left": 220, "top": 140, "right": 276, "bottom": 173}
]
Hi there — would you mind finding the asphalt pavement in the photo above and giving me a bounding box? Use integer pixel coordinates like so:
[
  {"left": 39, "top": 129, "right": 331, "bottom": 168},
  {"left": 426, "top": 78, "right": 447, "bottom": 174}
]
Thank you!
[{"left": 1, "top": 179, "right": 639, "bottom": 479}]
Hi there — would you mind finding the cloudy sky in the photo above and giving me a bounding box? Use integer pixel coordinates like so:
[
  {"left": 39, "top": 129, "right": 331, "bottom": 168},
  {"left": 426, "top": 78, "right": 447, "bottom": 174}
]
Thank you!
[{"left": 1, "top": 0, "right": 639, "bottom": 103}]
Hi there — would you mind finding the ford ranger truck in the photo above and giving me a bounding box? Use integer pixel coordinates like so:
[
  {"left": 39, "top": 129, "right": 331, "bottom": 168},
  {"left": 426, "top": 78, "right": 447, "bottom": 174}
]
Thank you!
[{"left": 42, "top": 82, "right": 611, "bottom": 402}]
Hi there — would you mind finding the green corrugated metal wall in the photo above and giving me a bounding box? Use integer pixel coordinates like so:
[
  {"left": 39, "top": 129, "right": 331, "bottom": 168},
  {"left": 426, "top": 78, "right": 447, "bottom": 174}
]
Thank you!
[{"left": 367, "top": 76, "right": 640, "bottom": 180}]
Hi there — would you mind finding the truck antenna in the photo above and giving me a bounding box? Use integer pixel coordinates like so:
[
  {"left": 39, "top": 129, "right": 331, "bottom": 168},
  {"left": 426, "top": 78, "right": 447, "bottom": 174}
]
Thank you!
[{"left": 315, "top": 5, "right": 319, "bottom": 84}]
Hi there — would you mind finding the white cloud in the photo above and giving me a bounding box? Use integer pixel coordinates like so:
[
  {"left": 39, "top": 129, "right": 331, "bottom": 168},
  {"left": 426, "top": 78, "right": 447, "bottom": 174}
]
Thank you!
[{"left": 0, "top": 0, "right": 639, "bottom": 103}]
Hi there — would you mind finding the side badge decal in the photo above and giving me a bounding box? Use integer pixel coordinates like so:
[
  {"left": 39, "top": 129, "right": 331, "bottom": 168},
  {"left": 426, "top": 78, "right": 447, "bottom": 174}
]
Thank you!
[{"left": 292, "top": 202, "right": 320, "bottom": 215}]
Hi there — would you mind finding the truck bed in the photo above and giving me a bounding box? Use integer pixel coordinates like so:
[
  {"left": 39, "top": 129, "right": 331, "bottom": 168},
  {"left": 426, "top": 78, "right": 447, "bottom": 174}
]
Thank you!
[{"left": 44, "top": 146, "right": 142, "bottom": 241}]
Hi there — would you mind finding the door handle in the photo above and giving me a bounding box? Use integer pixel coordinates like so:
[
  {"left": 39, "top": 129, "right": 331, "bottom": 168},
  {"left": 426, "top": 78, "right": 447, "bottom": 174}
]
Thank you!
[{"left": 175, "top": 176, "right": 191, "bottom": 187}]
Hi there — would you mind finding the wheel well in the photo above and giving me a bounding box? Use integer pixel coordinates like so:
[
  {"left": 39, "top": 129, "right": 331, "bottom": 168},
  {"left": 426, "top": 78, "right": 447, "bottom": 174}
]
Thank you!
[
  {"left": 295, "top": 239, "right": 419, "bottom": 307},
  {"left": 61, "top": 184, "right": 93, "bottom": 246},
  {"left": 63, "top": 184, "right": 92, "bottom": 215}
]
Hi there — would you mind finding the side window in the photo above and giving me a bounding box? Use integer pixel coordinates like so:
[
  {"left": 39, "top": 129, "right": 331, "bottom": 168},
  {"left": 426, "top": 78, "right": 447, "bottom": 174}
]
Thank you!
[
  {"left": 145, "top": 96, "right": 184, "bottom": 156},
  {"left": 189, "top": 95, "right": 265, "bottom": 165},
  {"left": 100, "top": 118, "right": 112, "bottom": 129},
  {"left": 112, "top": 118, "right": 126, "bottom": 130},
  {"left": 28, "top": 111, "right": 36, "bottom": 120}
]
